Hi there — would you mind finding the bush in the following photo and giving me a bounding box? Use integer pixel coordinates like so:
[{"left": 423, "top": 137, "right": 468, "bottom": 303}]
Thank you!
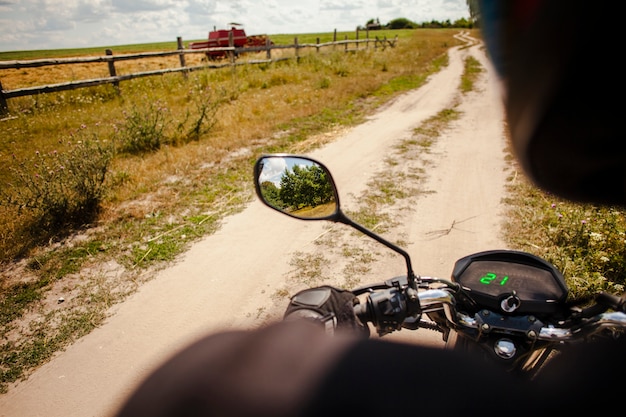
[
  {"left": 541, "top": 202, "right": 626, "bottom": 298},
  {"left": 173, "top": 84, "right": 222, "bottom": 144},
  {"left": 114, "top": 87, "right": 221, "bottom": 153},
  {"left": 1, "top": 128, "right": 114, "bottom": 232},
  {"left": 115, "top": 100, "right": 169, "bottom": 154}
]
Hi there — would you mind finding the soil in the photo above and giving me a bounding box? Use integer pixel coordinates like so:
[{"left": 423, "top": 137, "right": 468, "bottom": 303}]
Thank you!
[{"left": 0, "top": 31, "right": 512, "bottom": 417}]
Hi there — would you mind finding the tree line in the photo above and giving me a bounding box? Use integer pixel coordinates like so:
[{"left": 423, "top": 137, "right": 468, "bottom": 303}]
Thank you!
[{"left": 360, "top": 16, "right": 475, "bottom": 31}]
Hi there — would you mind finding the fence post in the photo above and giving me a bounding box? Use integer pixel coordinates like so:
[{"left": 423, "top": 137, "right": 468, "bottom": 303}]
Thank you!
[
  {"left": 177, "top": 36, "right": 188, "bottom": 79},
  {"left": 355, "top": 27, "right": 359, "bottom": 50},
  {"left": 228, "top": 31, "right": 235, "bottom": 63},
  {"left": 105, "top": 49, "right": 120, "bottom": 93},
  {"left": 316, "top": 37, "right": 320, "bottom": 53},
  {"left": 344, "top": 35, "right": 348, "bottom": 52},
  {"left": 333, "top": 29, "right": 337, "bottom": 50},
  {"left": 294, "top": 37, "right": 299, "bottom": 62},
  {"left": 228, "top": 31, "right": 236, "bottom": 76},
  {"left": 0, "top": 80, "right": 8, "bottom": 116},
  {"left": 266, "top": 37, "right": 271, "bottom": 59}
]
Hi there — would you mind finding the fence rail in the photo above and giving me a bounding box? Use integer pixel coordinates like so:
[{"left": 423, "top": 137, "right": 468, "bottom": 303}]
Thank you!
[{"left": 0, "top": 31, "right": 397, "bottom": 116}]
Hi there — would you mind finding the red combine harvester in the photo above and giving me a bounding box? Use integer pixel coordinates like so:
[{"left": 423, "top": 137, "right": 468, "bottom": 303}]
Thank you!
[{"left": 189, "top": 23, "right": 272, "bottom": 60}]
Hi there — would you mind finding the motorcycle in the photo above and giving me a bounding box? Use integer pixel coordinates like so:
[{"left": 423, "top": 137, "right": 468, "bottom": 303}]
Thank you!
[{"left": 253, "top": 154, "right": 626, "bottom": 379}]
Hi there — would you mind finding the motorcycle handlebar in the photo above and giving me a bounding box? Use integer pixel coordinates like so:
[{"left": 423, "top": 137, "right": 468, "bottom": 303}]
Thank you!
[{"left": 354, "top": 283, "right": 626, "bottom": 341}]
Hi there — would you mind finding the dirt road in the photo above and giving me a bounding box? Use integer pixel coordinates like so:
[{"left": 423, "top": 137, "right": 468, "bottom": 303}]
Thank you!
[{"left": 0, "top": 31, "right": 510, "bottom": 417}]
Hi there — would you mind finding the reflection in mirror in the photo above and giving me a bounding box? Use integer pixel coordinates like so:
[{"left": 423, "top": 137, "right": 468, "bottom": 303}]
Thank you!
[{"left": 255, "top": 156, "right": 338, "bottom": 220}]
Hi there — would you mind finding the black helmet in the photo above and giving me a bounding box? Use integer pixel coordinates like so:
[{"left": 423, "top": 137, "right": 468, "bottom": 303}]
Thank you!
[{"left": 479, "top": 0, "right": 624, "bottom": 206}]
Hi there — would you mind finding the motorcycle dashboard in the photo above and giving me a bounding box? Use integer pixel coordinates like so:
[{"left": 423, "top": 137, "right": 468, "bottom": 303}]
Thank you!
[{"left": 451, "top": 250, "right": 568, "bottom": 314}]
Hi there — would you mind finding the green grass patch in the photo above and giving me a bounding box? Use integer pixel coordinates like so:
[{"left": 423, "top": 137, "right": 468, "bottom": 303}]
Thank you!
[{"left": 460, "top": 55, "right": 482, "bottom": 93}]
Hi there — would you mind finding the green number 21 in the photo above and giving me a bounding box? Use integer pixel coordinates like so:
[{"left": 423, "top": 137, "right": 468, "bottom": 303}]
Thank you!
[{"left": 480, "top": 272, "right": 509, "bottom": 286}]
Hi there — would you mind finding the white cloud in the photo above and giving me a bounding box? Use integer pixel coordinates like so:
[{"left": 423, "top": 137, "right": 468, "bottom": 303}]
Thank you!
[
  {"left": 0, "top": 0, "right": 470, "bottom": 52},
  {"left": 73, "top": 0, "right": 112, "bottom": 23}
]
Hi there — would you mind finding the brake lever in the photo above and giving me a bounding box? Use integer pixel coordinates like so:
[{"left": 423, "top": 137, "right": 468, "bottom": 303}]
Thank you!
[
  {"left": 597, "top": 292, "right": 626, "bottom": 313},
  {"left": 575, "top": 292, "right": 626, "bottom": 319}
]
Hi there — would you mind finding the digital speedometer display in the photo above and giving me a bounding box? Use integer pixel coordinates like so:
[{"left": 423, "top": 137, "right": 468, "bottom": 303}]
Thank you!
[
  {"left": 451, "top": 250, "right": 568, "bottom": 314},
  {"left": 459, "top": 260, "right": 564, "bottom": 299}
]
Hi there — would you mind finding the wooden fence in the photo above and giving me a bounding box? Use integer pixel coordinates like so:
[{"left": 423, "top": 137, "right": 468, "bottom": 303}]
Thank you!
[{"left": 0, "top": 30, "right": 397, "bottom": 116}]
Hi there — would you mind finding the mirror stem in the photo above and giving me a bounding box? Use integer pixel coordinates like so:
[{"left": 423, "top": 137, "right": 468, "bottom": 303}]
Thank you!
[{"left": 337, "top": 212, "right": 418, "bottom": 290}]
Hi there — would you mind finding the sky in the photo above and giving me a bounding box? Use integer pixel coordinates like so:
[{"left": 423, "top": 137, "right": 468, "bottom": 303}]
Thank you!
[
  {"left": 0, "top": 0, "right": 470, "bottom": 52},
  {"left": 259, "top": 156, "right": 315, "bottom": 187}
]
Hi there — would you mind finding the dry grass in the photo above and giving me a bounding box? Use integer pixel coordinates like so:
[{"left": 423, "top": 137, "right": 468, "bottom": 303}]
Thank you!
[{"left": 1, "top": 53, "right": 207, "bottom": 90}]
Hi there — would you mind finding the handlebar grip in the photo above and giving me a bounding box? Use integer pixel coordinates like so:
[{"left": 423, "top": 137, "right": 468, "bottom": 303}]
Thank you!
[
  {"left": 353, "top": 301, "right": 371, "bottom": 324},
  {"left": 352, "top": 287, "right": 408, "bottom": 335}
]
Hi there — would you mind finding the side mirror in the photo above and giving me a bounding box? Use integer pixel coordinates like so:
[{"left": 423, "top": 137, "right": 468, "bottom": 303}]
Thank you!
[
  {"left": 254, "top": 153, "right": 418, "bottom": 287},
  {"left": 253, "top": 155, "right": 340, "bottom": 220}
]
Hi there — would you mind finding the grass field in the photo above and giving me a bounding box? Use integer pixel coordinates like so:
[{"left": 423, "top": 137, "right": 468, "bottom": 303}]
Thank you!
[
  {"left": 0, "top": 28, "right": 469, "bottom": 391},
  {"left": 1, "top": 27, "right": 625, "bottom": 393}
]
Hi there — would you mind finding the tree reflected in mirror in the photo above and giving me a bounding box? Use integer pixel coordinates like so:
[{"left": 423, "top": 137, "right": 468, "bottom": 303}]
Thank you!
[{"left": 256, "top": 156, "right": 338, "bottom": 219}]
